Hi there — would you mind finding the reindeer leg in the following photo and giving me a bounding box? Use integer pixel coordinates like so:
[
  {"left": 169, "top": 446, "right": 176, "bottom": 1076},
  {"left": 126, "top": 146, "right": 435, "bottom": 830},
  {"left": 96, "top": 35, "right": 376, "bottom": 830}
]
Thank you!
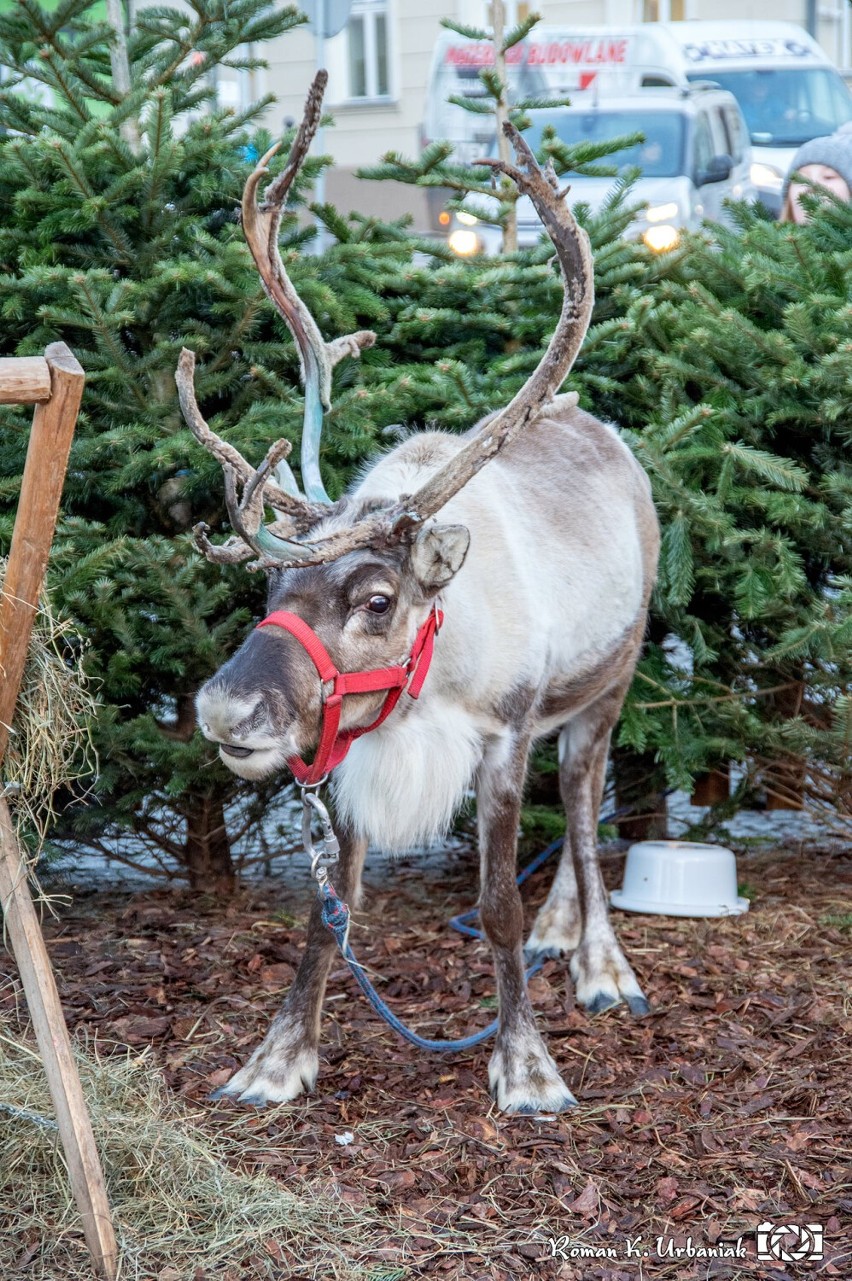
[
  {"left": 560, "top": 695, "right": 650, "bottom": 1017},
  {"left": 478, "top": 732, "right": 576, "bottom": 1114},
  {"left": 214, "top": 828, "right": 368, "bottom": 1106}
]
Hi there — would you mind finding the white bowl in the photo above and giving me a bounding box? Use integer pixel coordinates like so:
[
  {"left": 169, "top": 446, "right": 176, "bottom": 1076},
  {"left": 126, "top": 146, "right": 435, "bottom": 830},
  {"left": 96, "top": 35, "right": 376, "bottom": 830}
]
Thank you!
[{"left": 610, "top": 841, "right": 750, "bottom": 918}]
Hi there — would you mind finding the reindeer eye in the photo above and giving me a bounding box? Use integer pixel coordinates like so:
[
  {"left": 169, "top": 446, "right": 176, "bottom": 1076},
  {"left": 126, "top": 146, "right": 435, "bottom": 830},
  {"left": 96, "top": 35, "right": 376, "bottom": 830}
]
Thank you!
[{"left": 366, "top": 594, "right": 391, "bottom": 615}]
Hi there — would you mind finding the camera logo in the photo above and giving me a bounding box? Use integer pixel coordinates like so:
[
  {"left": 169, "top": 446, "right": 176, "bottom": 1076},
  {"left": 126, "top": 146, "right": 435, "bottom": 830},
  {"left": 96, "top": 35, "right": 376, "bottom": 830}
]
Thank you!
[{"left": 755, "top": 1222, "right": 824, "bottom": 1262}]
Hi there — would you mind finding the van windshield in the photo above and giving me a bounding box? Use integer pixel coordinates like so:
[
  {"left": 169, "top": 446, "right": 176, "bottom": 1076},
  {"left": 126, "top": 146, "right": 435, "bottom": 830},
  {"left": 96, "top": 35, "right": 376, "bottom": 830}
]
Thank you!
[
  {"left": 685, "top": 69, "right": 852, "bottom": 146},
  {"left": 525, "top": 111, "right": 686, "bottom": 177}
]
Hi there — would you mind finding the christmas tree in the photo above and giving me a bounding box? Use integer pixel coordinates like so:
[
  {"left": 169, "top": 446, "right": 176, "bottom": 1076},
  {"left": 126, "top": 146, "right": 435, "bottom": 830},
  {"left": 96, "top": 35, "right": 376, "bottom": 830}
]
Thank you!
[
  {"left": 3, "top": 0, "right": 847, "bottom": 890},
  {"left": 613, "top": 199, "right": 852, "bottom": 825},
  {"left": 349, "top": 180, "right": 852, "bottom": 831},
  {"left": 0, "top": 0, "right": 416, "bottom": 889}
]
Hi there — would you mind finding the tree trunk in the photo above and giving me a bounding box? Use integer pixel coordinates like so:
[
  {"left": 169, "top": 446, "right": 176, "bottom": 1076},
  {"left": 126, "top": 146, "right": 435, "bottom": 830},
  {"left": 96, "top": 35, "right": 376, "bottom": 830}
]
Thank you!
[
  {"left": 183, "top": 793, "right": 235, "bottom": 895},
  {"left": 492, "top": 0, "right": 518, "bottom": 255},
  {"left": 691, "top": 766, "right": 731, "bottom": 807},
  {"left": 105, "top": 0, "right": 141, "bottom": 151},
  {"left": 762, "top": 677, "right": 806, "bottom": 811},
  {"left": 612, "top": 746, "right": 668, "bottom": 842}
]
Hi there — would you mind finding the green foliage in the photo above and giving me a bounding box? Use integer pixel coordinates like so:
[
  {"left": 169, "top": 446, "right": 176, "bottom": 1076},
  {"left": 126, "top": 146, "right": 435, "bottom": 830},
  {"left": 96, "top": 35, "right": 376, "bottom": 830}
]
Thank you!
[
  {"left": 0, "top": 0, "right": 418, "bottom": 882},
  {"left": 350, "top": 194, "right": 852, "bottom": 825},
  {"left": 2, "top": 0, "right": 849, "bottom": 880},
  {"left": 501, "top": 14, "right": 542, "bottom": 52},
  {"left": 439, "top": 19, "right": 490, "bottom": 43},
  {"left": 613, "top": 202, "right": 851, "bottom": 812}
]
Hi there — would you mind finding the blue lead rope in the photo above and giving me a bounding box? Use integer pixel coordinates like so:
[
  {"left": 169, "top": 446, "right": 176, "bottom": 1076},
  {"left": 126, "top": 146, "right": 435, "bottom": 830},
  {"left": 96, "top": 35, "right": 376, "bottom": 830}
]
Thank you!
[
  {"left": 312, "top": 783, "right": 665, "bottom": 1053},
  {"left": 317, "top": 836, "right": 565, "bottom": 1053},
  {"left": 446, "top": 836, "right": 566, "bottom": 940}
]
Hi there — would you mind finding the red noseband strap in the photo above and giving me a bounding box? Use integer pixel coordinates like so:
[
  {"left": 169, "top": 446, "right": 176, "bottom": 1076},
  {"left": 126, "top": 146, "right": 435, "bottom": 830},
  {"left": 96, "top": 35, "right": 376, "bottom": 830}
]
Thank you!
[{"left": 256, "top": 606, "right": 443, "bottom": 786}]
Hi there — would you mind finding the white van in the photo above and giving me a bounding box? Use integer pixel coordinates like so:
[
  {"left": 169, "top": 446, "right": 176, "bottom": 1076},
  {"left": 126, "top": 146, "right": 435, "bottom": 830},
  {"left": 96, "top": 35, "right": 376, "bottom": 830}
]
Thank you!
[
  {"left": 423, "top": 20, "right": 852, "bottom": 216},
  {"left": 638, "top": 21, "right": 852, "bottom": 212},
  {"left": 448, "top": 87, "right": 755, "bottom": 258}
]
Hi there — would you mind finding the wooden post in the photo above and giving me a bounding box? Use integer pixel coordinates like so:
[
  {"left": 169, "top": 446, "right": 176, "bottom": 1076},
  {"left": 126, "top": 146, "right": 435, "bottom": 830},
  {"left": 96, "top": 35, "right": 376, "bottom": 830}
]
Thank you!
[
  {"left": 612, "top": 746, "right": 669, "bottom": 841},
  {"left": 762, "top": 679, "right": 806, "bottom": 810},
  {"left": 691, "top": 766, "right": 731, "bottom": 807},
  {"left": 0, "top": 345, "right": 119, "bottom": 1280},
  {"left": 0, "top": 345, "right": 85, "bottom": 761},
  {"left": 0, "top": 803, "right": 118, "bottom": 1277},
  {"left": 0, "top": 356, "right": 51, "bottom": 404}
]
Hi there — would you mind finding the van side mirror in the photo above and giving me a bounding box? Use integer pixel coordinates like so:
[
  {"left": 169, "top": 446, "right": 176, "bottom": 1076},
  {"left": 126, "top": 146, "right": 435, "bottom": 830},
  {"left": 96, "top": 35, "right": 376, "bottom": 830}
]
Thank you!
[{"left": 699, "top": 153, "right": 733, "bottom": 185}]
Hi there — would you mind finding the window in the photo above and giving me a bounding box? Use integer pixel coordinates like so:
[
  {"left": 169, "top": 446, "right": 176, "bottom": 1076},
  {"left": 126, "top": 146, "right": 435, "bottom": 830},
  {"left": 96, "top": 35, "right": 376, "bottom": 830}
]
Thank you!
[
  {"left": 347, "top": 0, "right": 390, "bottom": 100},
  {"left": 643, "top": 0, "right": 685, "bottom": 20},
  {"left": 523, "top": 110, "right": 686, "bottom": 178},
  {"left": 486, "top": 2, "right": 531, "bottom": 23},
  {"left": 721, "top": 105, "right": 746, "bottom": 163},
  {"left": 685, "top": 69, "right": 852, "bottom": 146},
  {"left": 706, "top": 103, "right": 731, "bottom": 159},
  {"left": 691, "top": 114, "right": 715, "bottom": 182}
]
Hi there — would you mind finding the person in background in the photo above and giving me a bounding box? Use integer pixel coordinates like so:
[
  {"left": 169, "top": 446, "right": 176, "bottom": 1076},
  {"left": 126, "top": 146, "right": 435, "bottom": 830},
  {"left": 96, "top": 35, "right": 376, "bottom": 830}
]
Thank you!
[{"left": 780, "top": 127, "right": 852, "bottom": 223}]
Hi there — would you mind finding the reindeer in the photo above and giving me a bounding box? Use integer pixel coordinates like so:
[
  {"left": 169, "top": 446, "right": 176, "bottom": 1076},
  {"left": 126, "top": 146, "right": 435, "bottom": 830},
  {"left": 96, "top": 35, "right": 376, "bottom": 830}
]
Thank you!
[{"left": 178, "top": 73, "right": 659, "bottom": 1115}]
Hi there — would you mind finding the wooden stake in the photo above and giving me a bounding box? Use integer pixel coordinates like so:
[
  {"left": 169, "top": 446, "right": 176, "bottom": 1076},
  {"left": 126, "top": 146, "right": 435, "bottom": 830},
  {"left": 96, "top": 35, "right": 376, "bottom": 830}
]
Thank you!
[
  {"left": 0, "top": 800, "right": 119, "bottom": 1279},
  {"left": 691, "top": 767, "right": 731, "bottom": 807},
  {"left": 0, "top": 344, "right": 119, "bottom": 1279},
  {"left": 0, "top": 345, "right": 84, "bottom": 763}
]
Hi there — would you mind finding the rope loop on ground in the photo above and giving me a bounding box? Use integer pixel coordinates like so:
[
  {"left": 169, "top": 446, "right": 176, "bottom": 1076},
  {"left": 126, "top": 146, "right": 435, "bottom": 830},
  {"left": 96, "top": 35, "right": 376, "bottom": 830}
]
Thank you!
[{"left": 317, "top": 838, "right": 565, "bottom": 1052}]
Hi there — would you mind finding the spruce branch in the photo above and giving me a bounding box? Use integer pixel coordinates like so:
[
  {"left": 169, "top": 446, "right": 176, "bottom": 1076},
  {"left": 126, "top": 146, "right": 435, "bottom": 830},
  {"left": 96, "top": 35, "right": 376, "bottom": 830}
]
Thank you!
[
  {"left": 502, "top": 13, "right": 541, "bottom": 51},
  {"left": 440, "top": 18, "right": 490, "bottom": 40},
  {"left": 48, "top": 138, "right": 136, "bottom": 261}
]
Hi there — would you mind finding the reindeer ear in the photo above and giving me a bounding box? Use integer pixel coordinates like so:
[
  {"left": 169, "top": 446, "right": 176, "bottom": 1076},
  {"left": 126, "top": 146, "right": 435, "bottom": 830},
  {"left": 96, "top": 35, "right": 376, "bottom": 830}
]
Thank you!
[{"left": 410, "top": 523, "right": 470, "bottom": 592}]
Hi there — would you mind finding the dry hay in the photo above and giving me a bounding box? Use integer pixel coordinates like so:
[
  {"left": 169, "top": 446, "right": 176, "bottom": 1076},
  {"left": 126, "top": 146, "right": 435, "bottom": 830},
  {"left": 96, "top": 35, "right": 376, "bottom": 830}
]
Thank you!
[
  {"left": 0, "top": 1016, "right": 376, "bottom": 1280},
  {"left": 1, "top": 561, "right": 97, "bottom": 861}
]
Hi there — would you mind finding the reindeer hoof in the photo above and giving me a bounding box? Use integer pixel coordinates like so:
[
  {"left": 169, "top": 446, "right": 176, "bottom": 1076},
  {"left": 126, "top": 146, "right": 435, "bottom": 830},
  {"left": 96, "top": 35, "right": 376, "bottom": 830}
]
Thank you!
[
  {"left": 582, "top": 990, "right": 650, "bottom": 1017},
  {"left": 585, "top": 992, "right": 620, "bottom": 1015},
  {"left": 509, "top": 1093, "right": 577, "bottom": 1116},
  {"left": 211, "top": 1043, "right": 319, "bottom": 1106},
  {"left": 488, "top": 1036, "right": 577, "bottom": 1115},
  {"left": 523, "top": 942, "right": 563, "bottom": 965},
  {"left": 571, "top": 936, "right": 648, "bottom": 1018},
  {"left": 525, "top": 907, "right": 582, "bottom": 962}
]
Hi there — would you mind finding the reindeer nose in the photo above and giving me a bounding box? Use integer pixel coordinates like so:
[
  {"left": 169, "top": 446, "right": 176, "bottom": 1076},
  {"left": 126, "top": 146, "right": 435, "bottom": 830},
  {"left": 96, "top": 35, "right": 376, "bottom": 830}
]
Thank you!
[{"left": 196, "top": 685, "right": 270, "bottom": 746}]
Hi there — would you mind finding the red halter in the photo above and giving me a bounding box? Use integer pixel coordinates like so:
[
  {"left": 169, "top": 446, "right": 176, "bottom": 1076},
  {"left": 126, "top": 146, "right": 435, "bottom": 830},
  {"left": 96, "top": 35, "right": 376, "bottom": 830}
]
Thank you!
[{"left": 256, "top": 606, "right": 443, "bottom": 786}]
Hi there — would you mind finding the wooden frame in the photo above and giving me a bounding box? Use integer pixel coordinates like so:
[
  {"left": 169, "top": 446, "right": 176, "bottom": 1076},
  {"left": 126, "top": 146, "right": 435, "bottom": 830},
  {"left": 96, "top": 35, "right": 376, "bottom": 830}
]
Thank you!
[{"left": 0, "top": 344, "right": 118, "bottom": 1280}]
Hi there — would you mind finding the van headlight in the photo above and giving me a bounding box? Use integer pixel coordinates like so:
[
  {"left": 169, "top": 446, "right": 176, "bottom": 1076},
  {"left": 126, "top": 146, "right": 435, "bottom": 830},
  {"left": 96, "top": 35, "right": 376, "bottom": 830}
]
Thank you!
[
  {"left": 750, "top": 162, "right": 784, "bottom": 192},
  {"left": 455, "top": 210, "right": 480, "bottom": 227},
  {"left": 642, "top": 224, "right": 680, "bottom": 253},
  {"left": 645, "top": 202, "right": 680, "bottom": 223},
  {"left": 448, "top": 228, "right": 482, "bottom": 257}
]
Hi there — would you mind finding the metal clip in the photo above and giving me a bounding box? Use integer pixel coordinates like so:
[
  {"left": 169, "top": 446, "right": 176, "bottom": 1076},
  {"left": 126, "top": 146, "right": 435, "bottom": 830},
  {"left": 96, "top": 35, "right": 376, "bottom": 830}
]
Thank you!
[{"left": 300, "top": 786, "right": 340, "bottom": 888}]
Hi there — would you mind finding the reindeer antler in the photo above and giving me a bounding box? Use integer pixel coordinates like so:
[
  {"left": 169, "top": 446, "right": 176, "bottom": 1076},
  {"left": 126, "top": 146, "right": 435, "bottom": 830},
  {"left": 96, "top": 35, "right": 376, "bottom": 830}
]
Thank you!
[
  {"left": 176, "top": 73, "right": 377, "bottom": 565},
  {"left": 175, "top": 349, "right": 328, "bottom": 565},
  {"left": 241, "top": 70, "right": 376, "bottom": 503},
  {"left": 248, "top": 122, "right": 594, "bottom": 568},
  {"left": 181, "top": 97, "right": 593, "bottom": 571},
  {"left": 391, "top": 129, "right": 594, "bottom": 525}
]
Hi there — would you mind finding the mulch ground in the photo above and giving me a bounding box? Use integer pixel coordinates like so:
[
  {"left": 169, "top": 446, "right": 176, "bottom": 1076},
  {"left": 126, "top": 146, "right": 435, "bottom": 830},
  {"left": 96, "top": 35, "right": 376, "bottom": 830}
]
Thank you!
[{"left": 3, "top": 838, "right": 851, "bottom": 1280}]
